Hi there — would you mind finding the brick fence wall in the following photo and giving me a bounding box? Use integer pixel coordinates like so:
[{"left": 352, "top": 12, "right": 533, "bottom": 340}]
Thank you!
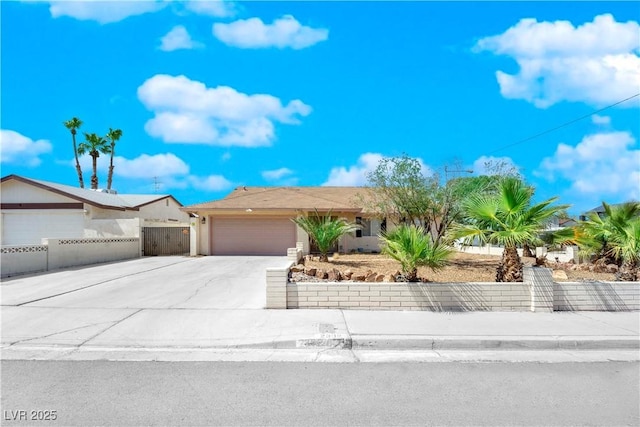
[
  {"left": 266, "top": 265, "right": 640, "bottom": 312},
  {"left": 287, "top": 282, "right": 530, "bottom": 311}
]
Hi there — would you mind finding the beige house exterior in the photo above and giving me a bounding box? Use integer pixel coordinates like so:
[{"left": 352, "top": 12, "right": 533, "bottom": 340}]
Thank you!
[
  {"left": 1, "top": 175, "right": 189, "bottom": 246},
  {"left": 182, "top": 186, "right": 386, "bottom": 256}
]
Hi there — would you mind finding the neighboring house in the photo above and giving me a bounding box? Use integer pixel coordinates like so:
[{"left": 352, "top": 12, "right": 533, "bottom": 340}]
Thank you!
[
  {"left": 1, "top": 175, "right": 190, "bottom": 255},
  {"left": 578, "top": 202, "right": 639, "bottom": 221},
  {"left": 182, "top": 186, "right": 385, "bottom": 256}
]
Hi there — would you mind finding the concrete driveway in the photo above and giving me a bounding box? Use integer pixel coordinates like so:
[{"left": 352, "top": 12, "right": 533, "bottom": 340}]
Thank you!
[
  {"left": 1, "top": 256, "right": 353, "bottom": 353},
  {"left": 1, "top": 256, "right": 290, "bottom": 310}
]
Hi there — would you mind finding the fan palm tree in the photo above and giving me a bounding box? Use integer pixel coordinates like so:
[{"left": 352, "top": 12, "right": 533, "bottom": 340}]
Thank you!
[
  {"left": 105, "top": 128, "right": 122, "bottom": 190},
  {"left": 578, "top": 202, "right": 640, "bottom": 281},
  {"left": 452, "top": 178, "right": 568, "bottom": 282},
  {"left": 292, "top": 210, "right": 360, "bottom": 262},
  {"left": 380, "top": 224, "right": 452, "bottom": 282},
  {"left": 78, "top": 133, "right": 111, "bottom": 190},
  {"left": 63, "top": 117, "right": 85, "bottom": 188}
]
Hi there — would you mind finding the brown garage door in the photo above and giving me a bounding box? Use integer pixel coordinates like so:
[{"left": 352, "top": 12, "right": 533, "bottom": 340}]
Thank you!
[{"left": 210, "top": 217, "right": 296, "bottom": 255}]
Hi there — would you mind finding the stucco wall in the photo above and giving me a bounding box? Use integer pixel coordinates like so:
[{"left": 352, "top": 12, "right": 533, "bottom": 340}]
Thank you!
[
  {"left": 44, "top": 237, "right": 140, "bottom": 271},
  {"left": 1, "top": 238, "right": 140, "bottom": 277},
  {"left": 84, "top": 218, "right": 142, "bottom": 238},
  {"left": 1, "top": 245, "right": 48, "bottom": 277}
]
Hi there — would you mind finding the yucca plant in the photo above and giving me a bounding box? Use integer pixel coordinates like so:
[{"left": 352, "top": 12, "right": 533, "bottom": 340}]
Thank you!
[
  {"left": 292, "top": 210, "right": 360, "bottom": 262},
  {"left": 452, "top": 177, "right": 568, "bottom": 282},
  {"left": 380, "top": 224, "right": 452, "bottom": 282}
]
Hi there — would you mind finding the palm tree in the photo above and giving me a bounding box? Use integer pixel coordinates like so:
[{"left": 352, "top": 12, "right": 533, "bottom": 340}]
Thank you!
[
  {"left": 63, "top": 117, "right": 85, "bottom": 188},
  {"left": 578, "top": 202, "right": 640, "bottom": 281},
  {"left": 292, "top": 210, "right": 360, "bottom": 262},
  {"left": 380, "top": 224, "right": 452, "bottom": 282},
  {"left": 452, "top": 178, "right": 568, "bottom": 282},
  {"left": 105, "top": 128, "right": 122, "bottom": 190},
  {"left": 78, "top": 133, "right": 111, "bottom": 190}
]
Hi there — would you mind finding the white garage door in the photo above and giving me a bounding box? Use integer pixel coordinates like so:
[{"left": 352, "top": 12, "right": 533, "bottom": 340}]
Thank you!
[
  {"left": 1, "top": 210, "right": 84, "bottom": 245},
  {"left": 210, "top": 217, "right": 296, "bottom": 256}
]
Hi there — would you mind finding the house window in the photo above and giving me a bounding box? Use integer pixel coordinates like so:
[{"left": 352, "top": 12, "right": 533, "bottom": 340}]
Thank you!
[{"left": 356, "top": 217, "right": 373, "bottom": 237}]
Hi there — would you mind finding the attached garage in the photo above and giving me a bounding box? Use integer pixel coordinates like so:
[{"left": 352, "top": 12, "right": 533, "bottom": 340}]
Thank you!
[{"left": 210, "top": 217, "right": 296, "bottom": 256}]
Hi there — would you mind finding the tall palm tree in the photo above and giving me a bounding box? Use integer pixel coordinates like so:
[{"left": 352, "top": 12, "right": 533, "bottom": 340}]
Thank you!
[
  {"left": 452, "top": 178, "right": 568, "bottom": 282},
  {"left": 578, "top": 202, "right": 640, "bottom": 281},
  {"left": 380, "top": 224, "right": 452, "bottom": 282},
  {"left": 292, "top": 210, "right": 360, "bottom": 262},
  {"left": 63, "top": 117, "right": 85, "bottom": 188},
  {"left": 78, "top": 133, "right": 111, "bottom": 190},
  {"left": 105, "top": 128, "right": 122, "bottom": 190}
]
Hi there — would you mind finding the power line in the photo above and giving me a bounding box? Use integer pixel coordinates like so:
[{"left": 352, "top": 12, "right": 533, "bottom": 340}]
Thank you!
[{"left": 486, "top": 93, "right": 640, "bottom": 156}]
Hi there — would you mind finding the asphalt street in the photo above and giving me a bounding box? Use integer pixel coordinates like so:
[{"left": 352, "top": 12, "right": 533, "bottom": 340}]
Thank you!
[{"left": 2, "top": 360, "right": 639, "bottom": 426}]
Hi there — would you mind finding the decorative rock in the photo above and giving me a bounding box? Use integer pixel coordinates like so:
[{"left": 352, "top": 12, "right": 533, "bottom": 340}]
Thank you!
[
  {"left": 375, "top": 274, "right": 385, "bottom": 282},
  {"left": 552, "top": 270, "right": 568, "bottom": 280},
  {"left": 343, "top": 269, "right": 354, "bottom": 279},
  {"left": 315, "top": 269, "right": 327, "bottom": 279},
  {"left": 290, "top": 264, "right": 305, "bottom": 273},
  {"left": 353, "top": 274, "right": 366, "bottom": 281},
  {"left": 606, "top": 264, "right": 619, "bottom": 273},
  {"left": 384, "top": 274, "right": 396, "bottom": 282},
  {"left": 304, "top": 267, "right": 317, "bottom": 276},
  {"left": 327, "top": 268, "right": 342, "bottom": 281},
  {"left": 365, "top": 273, "right": 377, "bottom": 282}
]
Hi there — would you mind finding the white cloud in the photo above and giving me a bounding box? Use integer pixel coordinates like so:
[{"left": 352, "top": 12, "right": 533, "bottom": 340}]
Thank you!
[
  {"left": 137, "top": 74, "right": 311, "bottom": 146},
  {"left": 472, "top": 155, "right": 520, "bottom": 176},
  {"left": 159, "top": 25, "right": 203, "bottom": 51},
  {"left": 0, "top": 129, "right": 52, "bottom": 167},
  {"left": 536, "top": 131, "right": 640, "bottom": 200},
  {"left": 262, "top": 167, "right": 293, "bottom": 181},
  {"left": 30, "top": 1, "right": 237, "bottom": 24},
  {"left": 592, "top": 114, "right": 611, "bottom": 125},
  {"left": 184, "top": 0, "right": 236, "bottom": 18},
  {"left": 323, "top": 153, "right": 432, "bottom": 187},
  {"left": 114, "top": 153, "right": 190, "bottom": 178},
  {"left": 46, "top": 0, "right": 166, "bottom": 24},
  {"left": 475, "top": 14, "right": 640, "bottom": 108},
  {"left": 71, "top": 151, "right": 233, "bottom": 193},
  {"left": 324, "top": 153, "right": 383, "bottom": 186},
  {"left": 187, "top": 174, "right": 233, "bottom": 191},
  {"left": 213, "top": 15, "right": 328, "bottom": 49},
  {"left": 261, "top": 167, "right": 298, "bottom": 185}
]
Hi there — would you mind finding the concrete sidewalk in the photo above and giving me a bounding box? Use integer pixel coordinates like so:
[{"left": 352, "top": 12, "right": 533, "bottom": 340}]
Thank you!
[{"left": 2, "top": 308, "right": 638, "bottom": 361}]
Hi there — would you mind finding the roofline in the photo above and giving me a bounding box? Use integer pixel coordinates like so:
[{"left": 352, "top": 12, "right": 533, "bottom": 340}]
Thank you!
[
  {"left": 2, "top": 174, "right": 132, "bottom": 212},
  {"left": 134, "top": 194, "right": 183, "bottom": 209},
  {"left": 180, "top": 207, "right": 364, "bottom": 213}
]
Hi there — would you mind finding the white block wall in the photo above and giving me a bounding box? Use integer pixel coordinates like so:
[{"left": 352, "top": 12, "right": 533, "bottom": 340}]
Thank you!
[
  {"left": 286, "top": 282, "right": 531, "bottom": 311},
  {"left": 554, "top": 282, "right": 640, "bottom": 311}
]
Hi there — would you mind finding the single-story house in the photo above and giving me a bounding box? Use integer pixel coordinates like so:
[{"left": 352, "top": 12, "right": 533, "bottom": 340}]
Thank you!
[
  {"left": 578, "top": 202, "right": 639, "bottom": 221},
  {"left": 182, "top": 186, "right": 386, "bottom": 256},
  {"left": 1, "top": 175, "right": 190, "bottom": 254}
]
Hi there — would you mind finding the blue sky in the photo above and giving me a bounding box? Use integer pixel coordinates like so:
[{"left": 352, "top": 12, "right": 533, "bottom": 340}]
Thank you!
[{"left": 1, "top": 1, "right": 639, "bottom": 214}]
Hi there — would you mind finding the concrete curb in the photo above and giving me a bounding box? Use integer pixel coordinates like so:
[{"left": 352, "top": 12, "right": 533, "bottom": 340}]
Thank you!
[
  {"left": 231, "top": 335, "right": 640, "bottom": 351},
  {"left": 351, "top": 335, "right": 640, "bottom": 350}
]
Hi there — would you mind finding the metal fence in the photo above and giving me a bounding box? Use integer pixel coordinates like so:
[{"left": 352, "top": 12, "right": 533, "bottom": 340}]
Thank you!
[{"left": 143, "top": 227, "right": 190, "bottom": 256}]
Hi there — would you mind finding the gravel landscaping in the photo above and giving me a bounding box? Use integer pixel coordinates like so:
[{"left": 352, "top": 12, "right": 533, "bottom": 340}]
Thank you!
[{"left": 291, "top": 252, "right": 616, "bottom": 283}]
